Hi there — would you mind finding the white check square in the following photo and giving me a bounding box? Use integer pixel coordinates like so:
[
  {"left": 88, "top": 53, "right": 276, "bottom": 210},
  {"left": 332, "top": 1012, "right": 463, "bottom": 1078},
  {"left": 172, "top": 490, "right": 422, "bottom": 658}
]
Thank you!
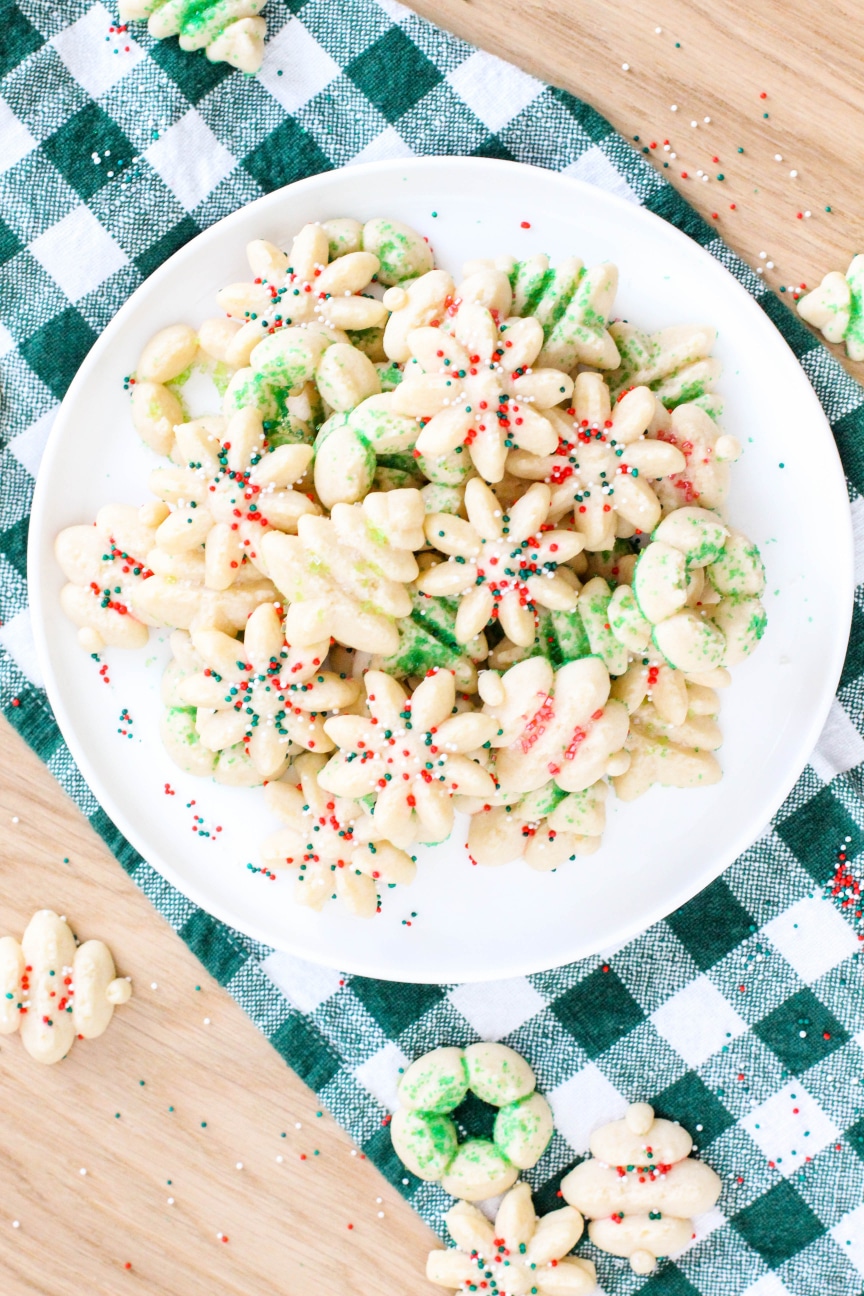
[
  {"left": 9, "top": 410, "right": 56, "bottom": 477},
  {"left": 763, "top": 894, "right": 860, "bottom": 983},
  {"left": 348, "top": 127, "right": 415, "bottom": 166},
  {"left": 742, "top": 1276, "right": 795, "bottom": 1296},
  {"left": 258, "top": 18, "right": 341, "bottom": 115},
  {"left": 29, "top": 205, "right": 128, "bottom": 302},
  {"left": 547, "top": 1063, "right": 627, "bottom": 1154},
  {"left": 651, "top": 976, "right": 747, "bottom": 1068},
  {"left": 52, "top": 2, "right": 144, "bottom": 102},
  {"left": 145, "top": 110, "right": 236, "bottom": 212},
  {"left": 832, "top": 1203, "right": 864, "bottom": 1276},
  {"left": 562, "top": 146, "right": 640, "bottom": 205},
  {"left": 0, "top": 97, "right": 37, "bottom": 173},
  {"left": 741, "top": 1080, "right": 839, "bottom": 1176},
  {"left": 355, "top": 1041, "right": 409, "bottom": 1111},
  {"left": 449, "top": 976, "right": 545, "bottom": 1040},
  {"left": 447, "top": 50, "right": 543, "bottom": 134},
  {"left": 0, "top": 611, "right": 43, "bottom": 688},
  {"left": 260, "top": 950, "right": 342, "bottom": 1013}
]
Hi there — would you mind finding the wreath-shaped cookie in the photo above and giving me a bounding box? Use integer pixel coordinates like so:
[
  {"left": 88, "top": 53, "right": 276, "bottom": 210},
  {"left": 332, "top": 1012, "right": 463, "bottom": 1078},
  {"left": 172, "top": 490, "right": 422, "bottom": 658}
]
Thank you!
[{"left": 390, "top": 1044, "right": 553, "bottom": 1201}]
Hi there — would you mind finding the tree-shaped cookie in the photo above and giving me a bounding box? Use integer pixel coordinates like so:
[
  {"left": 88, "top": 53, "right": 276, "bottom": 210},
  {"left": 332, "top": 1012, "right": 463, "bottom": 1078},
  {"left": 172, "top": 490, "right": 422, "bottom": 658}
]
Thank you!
[
  {"left": 0, "top": 911, "right": 131, "bottom": 1065},
  {"left": 561, "top": 1102, "right": 721, "bottom": 1275},
  {"left": 465, "top": 252, "right": 621, "bottom": 370},
  {"left": 319, "top": 669, "right": 496, "bottom": 850},
  {"left": 390, "top": 267, "right": 570, "bottom": 482},
  {"left": 607, "top": 322, "right": 722, "bottom": 415},
  {"left": 260, "top": 752, "right": 416, "bottom": 917},
  {"left": 466, "top": 781, "right": 609, "bottom": 869},
  {"left": 418, "top": 478, "right": 585, "bottom": 648},
  {"left": 390, "top": 1045, "right": 553, "bottom": 1201},
  {"left": 261, "top": 489, "right": 426, "bottom": 656},
  {"left": 797, "top": 253, "right": 864, "bottom": 360},
  {"left": 427, "top": 1180, "right": 597, "bottom": 1295},
  {"left": 119, "top": 0, "right": 268, "bottom": 73}
]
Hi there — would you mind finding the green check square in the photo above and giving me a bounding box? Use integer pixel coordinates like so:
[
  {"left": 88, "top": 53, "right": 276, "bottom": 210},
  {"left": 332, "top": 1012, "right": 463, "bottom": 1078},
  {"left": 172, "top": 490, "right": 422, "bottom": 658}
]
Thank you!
[
  {"left": 346, "top": 26, "right": 440, "bottom": 124},
  {"left": 178, "top": 911, "right": 247, "bottom": 985},
  {"left": 552, "top": 967, "right": 644, "bottom": 1058},
  {"left": 472, "top": 136, "right": 518, "bottom": 162},
  {"left": 847, "top": 1112, "right": 864, "bottom": 1162},
  {"left": 731, "top": 1179, "right": 824, "bottom": 1268},
  {"left": 0, "top": 2, "right": 43, "bottom": 78},
  {"left": 776, "top": 786, "right": 861, "bottom": 884},
  {"left": 753, "top": 988, "right": 849, "bottom": 1074},
  {"left": 634, "top": 1265, "right": 701, "bottom": 1296},
  {"left": 243, "top": 117, "right": 333, "bottom": 193},
  {"left": 362, "top": 1124, "right": 421, "bottom": 1193},
  {"left": 149, "top": 35, "right": 234, "bottom": 105},
  {"left": 42, "top": 103, "right": 135, "bottom": 201},
  {"left": 270, "top": 1012, "right": 341, "bottom": 1091},
  {"left": 0, "top": 514, "right": 31, "bottom": 580},
  {"left": 135, "top": 214, "right": 199, "bottom": 280},
  {"left": 0, "top": 219, "right": 23, "bottom": 267},
  {"left": 19, "top": 306, "right": 97, "bottom": 401},
  {"left": 652, "top": 1071, "right": 735, "bottom": 1148},
  {"left": 350, "top": 976, "right": 443, "bottom": 1037},
  {"left": 666, "top": 878, "right": 754, "bottom": 971}
]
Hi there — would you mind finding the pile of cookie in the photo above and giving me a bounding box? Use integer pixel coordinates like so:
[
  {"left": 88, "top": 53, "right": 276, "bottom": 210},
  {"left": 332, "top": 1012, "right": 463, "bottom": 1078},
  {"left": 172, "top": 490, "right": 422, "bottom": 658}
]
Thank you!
[{"left": 55, "top": 216, "right": 767, "bottom": 914}]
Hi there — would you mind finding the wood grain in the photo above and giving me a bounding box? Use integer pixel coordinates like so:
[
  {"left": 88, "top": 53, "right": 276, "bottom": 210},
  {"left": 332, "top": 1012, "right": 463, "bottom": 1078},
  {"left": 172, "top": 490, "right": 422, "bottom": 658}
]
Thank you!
[{"left": 2, "top": 3, "right": 862, "bottom": 1292}]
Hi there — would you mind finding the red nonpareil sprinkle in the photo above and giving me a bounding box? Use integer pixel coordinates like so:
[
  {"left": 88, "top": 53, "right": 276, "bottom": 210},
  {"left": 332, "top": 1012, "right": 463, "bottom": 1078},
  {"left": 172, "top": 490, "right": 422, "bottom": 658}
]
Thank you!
[
  {"left": 520, "top": 221, "right": 531, "bottom": 229},
  {"left": 11, "top": 698, "right": 20, "bottom": 707},
  {"left": 760, "top": 91, "right": 767, "bottom": 98},
  {"left": 124, "top": 1263, "right": 132, "bottom": 1270},
  {"left": 681, "top": 171, "right": 688, "bottom": 179},
  {"left": 730, "top": 203, "right": 737, "bottom": 210}
]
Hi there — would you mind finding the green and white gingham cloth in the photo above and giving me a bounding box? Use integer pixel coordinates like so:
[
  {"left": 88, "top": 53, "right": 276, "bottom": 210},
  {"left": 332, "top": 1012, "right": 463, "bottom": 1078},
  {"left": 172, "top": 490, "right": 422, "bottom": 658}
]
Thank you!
[{"left": 2, "top": 2, "right": 864, "bottom": 1292}]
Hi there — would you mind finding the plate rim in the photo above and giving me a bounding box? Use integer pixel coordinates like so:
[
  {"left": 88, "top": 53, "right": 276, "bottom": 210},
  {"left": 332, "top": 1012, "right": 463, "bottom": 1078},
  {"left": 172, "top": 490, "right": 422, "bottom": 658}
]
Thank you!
[{"left": 28, "top": 155, "right": 855, "bottom": 982}]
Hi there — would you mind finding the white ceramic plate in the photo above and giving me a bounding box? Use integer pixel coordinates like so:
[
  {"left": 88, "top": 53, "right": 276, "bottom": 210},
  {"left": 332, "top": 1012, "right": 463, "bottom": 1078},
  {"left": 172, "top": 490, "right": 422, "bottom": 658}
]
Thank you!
[{"left": 29, "top": 157, "right": 852, "bottom": 983}]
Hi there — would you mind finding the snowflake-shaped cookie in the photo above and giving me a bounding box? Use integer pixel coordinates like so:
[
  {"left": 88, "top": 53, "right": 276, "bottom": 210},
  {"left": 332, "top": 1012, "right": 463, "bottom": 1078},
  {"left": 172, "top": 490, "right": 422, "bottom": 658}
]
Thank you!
[
  {"left": 162, "top": 601, "right": 358, "bottom": 783},
  {"left": 418, "top": 477, "right": 585, "bottom": 647},
  {"left": 427, "top": 1180, "right": 596, "bottom": 1296},
  {"left": 0, "top": 911, "right": 131, "bottom": 1065},
  {"left": 261, "top": 752, "right": 416, "bottom": 917},
  {"left": 480, "top": 657, "right": 629, "bottom": 797},
  {"left": 318, "top": 668, "right": 496, "bottom": 850},
  {"left": 390, "top": 270, "right": 569, "bottom": 482},
  {"left": 507, "top": 372, "right": 686, "bottom": 551},
  {"left": 262, "top": 488, "right": 426, "bottom": 656},
  {"left": 561, "top": 1102, "right": 721, "bottom": 1275}
]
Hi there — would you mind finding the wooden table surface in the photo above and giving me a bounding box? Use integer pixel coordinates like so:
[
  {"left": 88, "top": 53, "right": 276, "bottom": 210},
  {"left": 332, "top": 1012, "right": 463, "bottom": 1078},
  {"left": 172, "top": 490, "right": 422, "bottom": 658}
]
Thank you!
[{"left": 2, "top": 3, "right": 862, "bottom": 1293}]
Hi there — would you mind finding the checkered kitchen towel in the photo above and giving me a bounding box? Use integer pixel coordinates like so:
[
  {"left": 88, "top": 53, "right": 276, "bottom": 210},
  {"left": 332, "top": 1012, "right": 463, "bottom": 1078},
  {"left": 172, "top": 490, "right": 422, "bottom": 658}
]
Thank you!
[{"left": 2, "top": 2, "right": 864, "bottom": 1292}]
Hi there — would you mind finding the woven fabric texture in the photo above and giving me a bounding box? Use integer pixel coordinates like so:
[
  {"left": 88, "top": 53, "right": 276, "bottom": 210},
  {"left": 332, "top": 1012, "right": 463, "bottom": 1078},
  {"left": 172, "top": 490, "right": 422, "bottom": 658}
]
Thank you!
[{"left": 1, "top": 3, "right": 864, "bottom": 1293}]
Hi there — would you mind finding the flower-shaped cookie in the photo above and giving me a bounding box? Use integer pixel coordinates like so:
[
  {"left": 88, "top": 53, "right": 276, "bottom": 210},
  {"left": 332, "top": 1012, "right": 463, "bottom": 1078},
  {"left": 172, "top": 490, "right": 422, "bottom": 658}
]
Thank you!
[
  {"left": 507, "top": 372, "right": 687, "bottom": 551},
  {"left": 427, "top": 1180, "right": 597, "bottom": 1296},
  {"left": 119, "top": 0, "right": 267, "bottom": 73},
  {"left": 464, "top": 251, "right": 621, "bottom": 370},
  {"left": 466, "top": 780, "right": 609, "bottom": 869},
  {"left": 797, "top": 253, "right": 864, "bottom": 360},
  {"left": 260, "top": 752, "right": 416, "bottom": 917},
  {"left": 561, "top": 1102, "right": 721, "bottom": 1275},
  {"left": 391, "top": 1045, "right": 554, "bottom": 1201},
  {"left": 480, "top": 657, "right": 629, "bottom": 797},
  {"left": 630, "top": 507, "right": 766, "bottom": 676},
  {"left": 0, "top": 911, "right": 131, "bottom": 1065},
  {"left": 319, "top": 669, "right": 496, "bottom": 850},
  {"left": 161, "top": 602, "right": 358, "bottom": 783},
  {"left": 651, "top": 403, "right": 742, "bottom": 514},
  {"left": 390, "top": 269, "right": 570, "bottom": 482},
  {"left": 418, "top": 478, "right": 585, "bottom": 648},
  {"left": 608, "top": 322, "right": 722, "bottom": 415},
  {"left": 262, "top": 488, "right": 426, "bottom": 656}
]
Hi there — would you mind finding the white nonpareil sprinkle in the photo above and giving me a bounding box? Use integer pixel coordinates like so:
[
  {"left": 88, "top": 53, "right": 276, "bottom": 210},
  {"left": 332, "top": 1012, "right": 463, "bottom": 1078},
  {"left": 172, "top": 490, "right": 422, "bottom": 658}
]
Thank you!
[
  {"left": 79, "top": 1168, "right": 87, "bottom": 1176},
  {"left": 377, "top": 1211, "right": 385, "bottom": 1219},
  {"left": 670, "top": 104, "right": 678, "bottom": 111},
  {"left": 276, "top": 1155, "right": 284, "bottom": 1163},
  {"left": 236, "top": 1162, "right": 243, "bottom": 1170},
  {"left": 756, "top": 267, "right": 764, "bottom": 275},
  {"left": 774, "top": 154, "right": 783, "bottom": 161},
  {"left": 767, "top": 261, "right": 775, "bottom": 269},
  {"left": 295, "top": 1121, "right": 302, "bottom": 1129},
  {"left": 655, "top": 25, "right": 662, "bottom": 32},
  {"left": 11, "top": 817, "right": 18, "bottom": 824},
  {"left": 150, "top": 982, "right": 158, "bottom": 990},
  {"left": 690, "top": 120, "right": 698, "bottom": 127},
  {"left": 704, "top": 116, "right": 711, "bottom": 123},
  {"left": 759, "top": 251, "right": 767, "bottom": 258},
  {"left": 168, "top": 1197, "right": 174, "bottom": 1205},
  {"left": 12, "top": 1221, "right": 19, "bottom": 1229},
  {"left": 621, "top": 62, "right": 630, "bottom": 71},
  {"left": 375, "top": 1197, "right": 383, "bottom": 1204},
  {"left": 790, "top": 169, "right": 798, "bottom": 178},
  {"left": 203, "top": 1017, "right": 211, "bottom": 1025},
  {"left": 804, "top": 210, "right": 811, "bottom": 217}
]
